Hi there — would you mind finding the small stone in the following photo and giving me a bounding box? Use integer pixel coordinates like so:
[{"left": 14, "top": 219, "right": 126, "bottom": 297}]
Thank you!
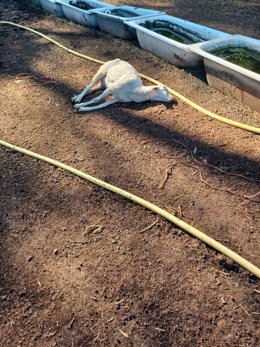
[
  {"left": 221, "top": 297, "right": 227, "bottom": 305},
  {"left": 53, "top": 249, "right": 58, "bottom": 255},
  {"left": 27, "top": 255, "right": 34, "bottom": 262}
]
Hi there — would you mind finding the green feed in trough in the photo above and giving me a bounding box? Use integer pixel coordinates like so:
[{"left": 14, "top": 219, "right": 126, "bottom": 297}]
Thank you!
[{"left": 209, "top": 46, "right": 260, "bottom": 74}]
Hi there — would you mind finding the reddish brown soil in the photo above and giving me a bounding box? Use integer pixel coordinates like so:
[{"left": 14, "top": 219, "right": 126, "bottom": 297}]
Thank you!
[{"left": 0, "top": 1, "right": 259, "bottom": 346}]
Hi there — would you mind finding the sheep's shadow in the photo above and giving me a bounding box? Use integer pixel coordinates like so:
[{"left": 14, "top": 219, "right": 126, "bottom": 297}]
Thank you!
[
  {"left": 74, "top": 92, "right": 178, "bottom": 112},
  {"left": 123, "top": 99, "right": 178, "bottom": 110}
]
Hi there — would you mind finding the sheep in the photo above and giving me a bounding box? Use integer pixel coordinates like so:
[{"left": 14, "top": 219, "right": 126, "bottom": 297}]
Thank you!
[{"left": 72, "top": 59, "right": 174, "bottom": 112}]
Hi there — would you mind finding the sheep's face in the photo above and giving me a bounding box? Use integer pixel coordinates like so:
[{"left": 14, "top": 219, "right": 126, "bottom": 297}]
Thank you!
[{"left": 153, "top": 86, "right": 173, "bottom": 102}]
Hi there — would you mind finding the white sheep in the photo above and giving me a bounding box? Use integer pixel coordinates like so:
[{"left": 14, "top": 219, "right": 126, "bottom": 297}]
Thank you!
[{"left": 72, "top": 59, "right": 174, "bottom": 112}]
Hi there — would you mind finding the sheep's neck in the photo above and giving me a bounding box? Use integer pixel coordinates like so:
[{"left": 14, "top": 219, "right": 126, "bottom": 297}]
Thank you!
[{"left": 133, "top": 86, "right": 155, "bottom": 102}]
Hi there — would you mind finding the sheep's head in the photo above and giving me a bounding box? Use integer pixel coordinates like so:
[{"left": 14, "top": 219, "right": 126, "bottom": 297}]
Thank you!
[{"left": 152, "top": 86, "right": 173, "bottom": 102}]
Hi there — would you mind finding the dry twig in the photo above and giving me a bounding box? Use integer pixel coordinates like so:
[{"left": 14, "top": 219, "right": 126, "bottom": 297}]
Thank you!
[
  {"left": 118, "top": 329, "right": 129, "bottom": 338},
  {"left": 159, "top": 162, "right": 176, "bottom": 189},
  {"left": 140, "top": 218, "right": 159, "bottom": 233},
  {"left": 239, "top": 304, "right": 250, "bottom": 317},
  {"left": 155, "top": 327, "right": 166, "bottom": 332}
]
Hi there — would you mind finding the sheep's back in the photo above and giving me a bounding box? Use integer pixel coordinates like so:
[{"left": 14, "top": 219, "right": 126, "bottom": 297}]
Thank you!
[{"left": 105, "top": 61, "right": 143, "bottom": 101}]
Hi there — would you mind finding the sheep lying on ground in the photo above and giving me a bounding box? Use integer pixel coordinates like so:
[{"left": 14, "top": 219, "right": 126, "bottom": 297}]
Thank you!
[{"left": 72, "top": 59, "right": 174, "bottom": 112}]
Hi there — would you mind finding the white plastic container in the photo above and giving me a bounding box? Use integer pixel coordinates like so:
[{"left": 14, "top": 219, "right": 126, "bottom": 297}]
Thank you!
[
  {"left": 57, "top": 0, "right": 114, "bottom": 27},
  {"left": 189, "top": 35, "right": 260, "bottom": 112},
  {"left": 127, "top": 14, "right": 230, "bottom": 67},
  {"left": 40, "top": 0, "right": 68, "bottom": 16},
  {"left": 91, "top": 6, "right": 163, "bottom": 39}
]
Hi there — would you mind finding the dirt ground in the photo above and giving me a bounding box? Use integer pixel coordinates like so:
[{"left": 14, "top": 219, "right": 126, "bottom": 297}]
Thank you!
[{"left": 0, "top": 0, "right": 260, "bottom": 346}]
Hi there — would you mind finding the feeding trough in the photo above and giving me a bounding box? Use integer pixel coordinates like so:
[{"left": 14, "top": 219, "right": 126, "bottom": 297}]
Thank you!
[
  {"left": 56, "top": 0, "right": 114, "bottom": 27},
  {"left": 127, "top": 14, "right": 230, "bottom": 67},
  {"left": 91, "top": 6, "right": 163, "bottom": 39},
  {"left": 189, "top": 35, "right": 260, "bottom": 112},
  {"left": 40, "top": 0, "right": 68, "bottom": 17}
]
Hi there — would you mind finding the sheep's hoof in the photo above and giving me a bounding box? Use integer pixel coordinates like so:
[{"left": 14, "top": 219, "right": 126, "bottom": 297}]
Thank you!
[
  {"left": 71, "top": 95, "right": 80, "bottom": 103},
  {"left": 74, "top": 103, "right": 81, "bottom": 110}
]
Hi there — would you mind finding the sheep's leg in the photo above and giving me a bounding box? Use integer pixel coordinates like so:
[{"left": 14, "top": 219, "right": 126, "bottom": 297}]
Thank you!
[
  {"left": 72, "top": 63, "right": 110, "bottom": 103},
  {"left": 74, "top": 89, "right": 111, "bottom": 109},
  {"left": 72, "top": 76, "right": 107, "bottom": 103},
  {"left": 71, "top": 80, "right": 98, "bottom": 104},
  {"left": 78, "top": 98, "right": 118, "bottom": 113},
  {"left": 89, "top": 83, "right": 105, "bottom": 93}
]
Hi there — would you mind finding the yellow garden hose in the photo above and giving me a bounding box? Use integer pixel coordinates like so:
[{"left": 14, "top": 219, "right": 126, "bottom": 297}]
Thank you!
[
  {"left": 1, "top": 140, "right": 259, "bottom": 278},
  {"left": 0, "top": 21, "right": 260, "bottom": 277},
  {"left": 140, "top": 74, "right": 260, "bottom": 134},
  {"left": 0, "top": 20, "right": 259, "bottom": 134}
]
